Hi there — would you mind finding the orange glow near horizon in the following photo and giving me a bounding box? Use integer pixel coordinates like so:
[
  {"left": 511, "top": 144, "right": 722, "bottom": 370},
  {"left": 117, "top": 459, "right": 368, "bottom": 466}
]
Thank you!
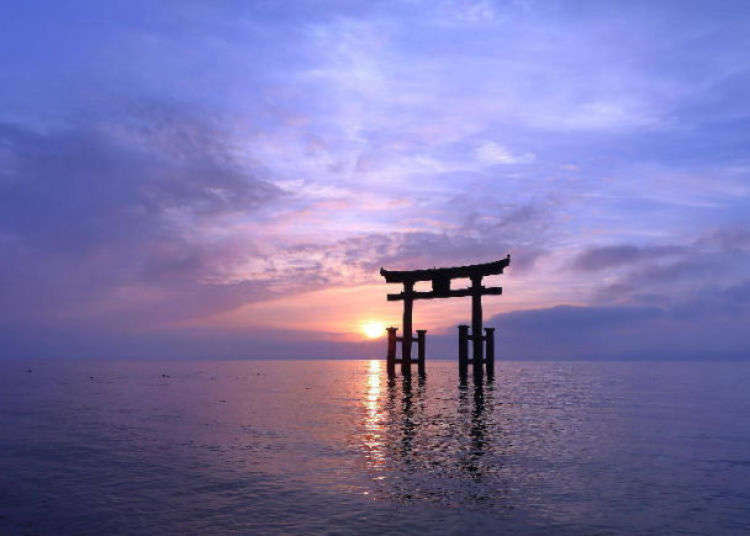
[{"left": 177, "top": 275, "right": 564, "bottom": 339}]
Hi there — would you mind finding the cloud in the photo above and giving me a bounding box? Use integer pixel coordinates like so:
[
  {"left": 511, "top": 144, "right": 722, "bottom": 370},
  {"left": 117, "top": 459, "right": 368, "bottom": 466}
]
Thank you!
[
  {"left": 0, "top": 105, "right": 284, "bottom": 329},
  {"left": 273, "top": 196, "right": 553, "bottom": 290},
  {"left": 447, "top": 0, "right": 500, "bottom": 24},
  {"left": 696, "top": 227, "right": 750, "bottom": 252},
  {"left": 476, "top": 142, "right": 535, "bottom": 165},
  {"left": 484, "top": 293, "right": 750, "bottom": 360},
  {"left": 570, "top": 228, "right": 750, "bottom": 311},
  {"left": 417, "top": 285, "right": 750, "bottom": 360},
  {"left": 572, "top": 245, "right": 686, "bottom": 271}
]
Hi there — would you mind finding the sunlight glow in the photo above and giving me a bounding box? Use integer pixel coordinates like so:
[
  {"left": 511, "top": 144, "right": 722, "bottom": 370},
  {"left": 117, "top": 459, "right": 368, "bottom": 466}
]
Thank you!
[
  {"left": 362, "top": 360, "right": 385, "bottom": 467},
  {"left": 361, "top": 320, "right": 386, "bottom": 339}
]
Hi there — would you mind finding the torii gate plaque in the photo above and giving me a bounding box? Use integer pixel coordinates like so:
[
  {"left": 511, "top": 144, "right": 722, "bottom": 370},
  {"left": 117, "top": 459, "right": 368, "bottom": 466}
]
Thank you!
[{"left": 380, "top": 254, "right": 510, "bottom": 377}]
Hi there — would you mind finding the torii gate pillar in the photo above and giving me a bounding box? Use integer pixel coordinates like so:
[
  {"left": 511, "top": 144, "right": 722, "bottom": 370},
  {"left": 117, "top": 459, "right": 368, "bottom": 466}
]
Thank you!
[
  {"left": 470, "top": 275, "right": 484, "bottom": 367},
  {"left": 401, "top": 281, "right": 414, "bottom": 375}
]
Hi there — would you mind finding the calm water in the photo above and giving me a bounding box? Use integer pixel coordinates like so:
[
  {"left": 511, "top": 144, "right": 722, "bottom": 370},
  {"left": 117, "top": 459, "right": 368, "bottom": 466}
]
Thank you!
[{"left": 1, "top": 360, "right": 748, "bottom": 535}]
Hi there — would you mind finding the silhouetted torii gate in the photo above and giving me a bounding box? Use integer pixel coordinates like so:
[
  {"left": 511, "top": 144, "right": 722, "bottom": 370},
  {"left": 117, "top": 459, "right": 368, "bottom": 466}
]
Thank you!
[{"left": 380, "top": 254, "right": 510, "bottom": 377}]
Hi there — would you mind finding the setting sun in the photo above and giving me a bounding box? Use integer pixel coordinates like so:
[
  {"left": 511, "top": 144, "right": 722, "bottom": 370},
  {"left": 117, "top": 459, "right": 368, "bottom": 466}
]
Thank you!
[{"left": 361, "top": 321, "right": 386, "bottom": 339}]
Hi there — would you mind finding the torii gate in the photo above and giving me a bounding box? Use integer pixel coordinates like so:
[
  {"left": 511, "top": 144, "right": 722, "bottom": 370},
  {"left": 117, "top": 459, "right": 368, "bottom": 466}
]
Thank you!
[{"left": 380, "top": 254, "right": 510, "bottom": 377}]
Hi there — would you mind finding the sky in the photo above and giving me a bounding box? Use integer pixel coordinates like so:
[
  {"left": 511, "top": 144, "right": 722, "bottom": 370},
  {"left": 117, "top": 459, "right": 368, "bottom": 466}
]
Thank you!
[{"left": 1, "top": 0, "right": 749, "bottom": 360}]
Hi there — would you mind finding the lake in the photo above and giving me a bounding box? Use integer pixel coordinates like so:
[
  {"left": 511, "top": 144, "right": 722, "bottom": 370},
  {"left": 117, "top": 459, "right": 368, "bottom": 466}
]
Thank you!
[{"left": 1, "top": 359, "right": 748, "bottom": 535}]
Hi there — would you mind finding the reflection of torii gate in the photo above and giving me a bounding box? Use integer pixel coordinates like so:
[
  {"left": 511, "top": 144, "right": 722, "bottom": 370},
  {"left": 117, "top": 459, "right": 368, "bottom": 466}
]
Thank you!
[{"left": 380, "top": 254, "right": 510, "bottom": 377}]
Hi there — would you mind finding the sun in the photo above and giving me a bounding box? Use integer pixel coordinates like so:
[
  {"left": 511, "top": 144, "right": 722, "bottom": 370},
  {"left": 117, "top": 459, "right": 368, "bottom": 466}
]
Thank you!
[{"left": 361, "top": 320, "right": 386, "bottom": 339}]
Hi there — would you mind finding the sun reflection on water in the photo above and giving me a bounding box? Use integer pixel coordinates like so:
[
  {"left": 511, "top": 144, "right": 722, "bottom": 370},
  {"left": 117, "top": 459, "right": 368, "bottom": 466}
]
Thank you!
[
  {"left": 362, "top": 360, "right": 385, "bottom": 466},
  {"left": 356, "top": 361, "right": 511, "bottom": 504}
]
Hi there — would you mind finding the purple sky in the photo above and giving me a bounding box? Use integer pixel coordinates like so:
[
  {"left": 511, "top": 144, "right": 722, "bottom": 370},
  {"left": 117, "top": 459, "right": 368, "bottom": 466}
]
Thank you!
[{"left": 2, "top": 1, "right": 749, "bottom": 359}]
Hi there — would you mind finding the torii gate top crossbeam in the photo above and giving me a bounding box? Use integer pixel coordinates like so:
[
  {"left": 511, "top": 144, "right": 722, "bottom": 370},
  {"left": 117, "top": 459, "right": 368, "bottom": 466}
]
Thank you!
[
  {"left": 379, "top": 255, "right": 510, "bottom": 284},
  {"left": 380, "top": 255, "right": 510, "bottom": 301}
]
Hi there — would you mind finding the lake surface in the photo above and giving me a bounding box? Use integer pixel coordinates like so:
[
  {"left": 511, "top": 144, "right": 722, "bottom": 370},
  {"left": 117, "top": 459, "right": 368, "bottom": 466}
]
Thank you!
[{"left": 1, "top": 360, "right": 748, "bottom": 535}]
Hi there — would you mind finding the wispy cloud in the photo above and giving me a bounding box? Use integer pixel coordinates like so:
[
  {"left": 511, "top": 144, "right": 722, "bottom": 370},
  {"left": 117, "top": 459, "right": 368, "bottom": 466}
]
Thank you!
[{"left": 476, "top": 142, "right": 535, "bottom": 165}]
